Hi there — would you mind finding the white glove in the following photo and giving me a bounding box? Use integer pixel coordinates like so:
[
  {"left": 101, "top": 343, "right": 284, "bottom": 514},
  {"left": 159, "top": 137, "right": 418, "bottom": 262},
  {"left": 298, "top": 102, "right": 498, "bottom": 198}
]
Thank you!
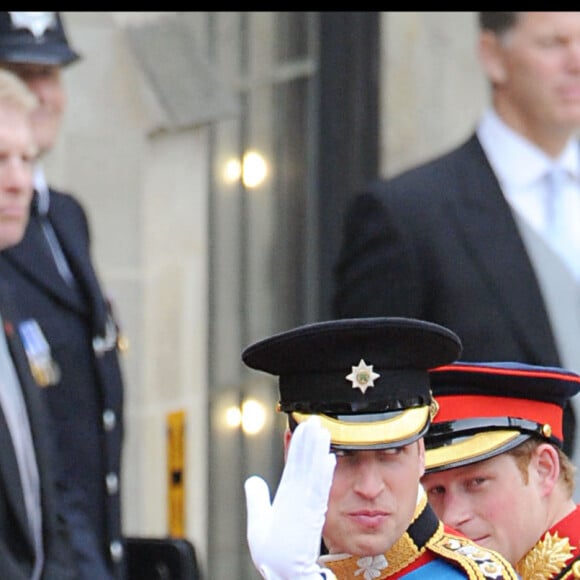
[{"left": 244, "top": 416, "right": 337, "bottom": 580}]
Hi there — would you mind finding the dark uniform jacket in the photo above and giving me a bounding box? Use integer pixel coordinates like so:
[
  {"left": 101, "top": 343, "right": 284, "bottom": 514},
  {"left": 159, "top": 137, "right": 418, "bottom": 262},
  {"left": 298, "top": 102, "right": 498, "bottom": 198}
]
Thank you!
[
  {"left": 332, "top": 134, "right": 576, "bottom": 449},
  {"left": 0, "top": 188, "right": 126, "bottom": 579},
  {"left": 516, "top": 504, "right": 580, "bottom": 579},
  {"left": 0, "top": 280, "right": 79, "bottom": 580},
  {"left": 319, "top": 493, "right": 519, "bottom": 579}
]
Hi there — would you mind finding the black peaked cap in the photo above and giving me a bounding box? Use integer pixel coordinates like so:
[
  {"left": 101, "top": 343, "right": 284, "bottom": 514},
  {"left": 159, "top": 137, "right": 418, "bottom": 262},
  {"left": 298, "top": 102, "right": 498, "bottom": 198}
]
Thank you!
[{"left": 242, "top": 317, "right": 463, "bottom": 449}]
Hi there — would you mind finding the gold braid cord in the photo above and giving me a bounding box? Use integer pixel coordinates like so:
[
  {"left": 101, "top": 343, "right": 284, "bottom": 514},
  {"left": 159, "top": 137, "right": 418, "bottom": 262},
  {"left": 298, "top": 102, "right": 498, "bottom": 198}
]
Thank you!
[
  {"left": 323, "top": 496, "right": 432, "bottom": 578},
  {"left": 322, "top": 494, "right": 518, "bottom": 579},
  {"left": 429, "top": 533, "right": 520, "bottom": 580},
  {"left": 322, "top": 529, "right": 427, "bottom": 579}
]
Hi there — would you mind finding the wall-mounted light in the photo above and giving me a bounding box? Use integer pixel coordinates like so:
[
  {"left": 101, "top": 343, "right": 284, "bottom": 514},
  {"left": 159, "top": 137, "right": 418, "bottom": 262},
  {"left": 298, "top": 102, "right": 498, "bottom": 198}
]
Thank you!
[
  {"left": 241, "top": 151, "right": 268, "bottom": 189},
  {"left": 225, "top": 405, "right": 242, "bottom": 428},
  {"left": 224, "top": 398, "right": 267, "bottom": 435},
  {"left": 223, "top": 158, "right": 242, "bottom": 184},
  {"left": 222, "top": 150, "right": 268, "bottom": 189}
]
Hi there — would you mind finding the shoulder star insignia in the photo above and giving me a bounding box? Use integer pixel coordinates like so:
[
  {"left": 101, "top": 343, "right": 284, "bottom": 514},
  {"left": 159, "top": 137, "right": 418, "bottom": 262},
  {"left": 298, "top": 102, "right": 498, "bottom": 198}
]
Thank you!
[{"left": 346, "top": 359, "right": 380, "bottom": 394}]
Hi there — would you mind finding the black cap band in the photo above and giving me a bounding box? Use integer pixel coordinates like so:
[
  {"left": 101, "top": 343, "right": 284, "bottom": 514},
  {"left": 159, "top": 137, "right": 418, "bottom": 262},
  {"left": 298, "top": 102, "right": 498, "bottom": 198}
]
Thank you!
[{"left": 279, "top": 368, "right": 431, "bottom": 414}]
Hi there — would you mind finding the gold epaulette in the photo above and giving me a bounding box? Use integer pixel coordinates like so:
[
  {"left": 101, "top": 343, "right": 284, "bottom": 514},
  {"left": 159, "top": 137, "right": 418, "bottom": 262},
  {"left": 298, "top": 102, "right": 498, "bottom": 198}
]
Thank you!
[
  {"left": 430, "top": 532, "right": 520, "bottom": 580},
  {"left": 517, "top": 531, "right": 577, "bottom": 579}
]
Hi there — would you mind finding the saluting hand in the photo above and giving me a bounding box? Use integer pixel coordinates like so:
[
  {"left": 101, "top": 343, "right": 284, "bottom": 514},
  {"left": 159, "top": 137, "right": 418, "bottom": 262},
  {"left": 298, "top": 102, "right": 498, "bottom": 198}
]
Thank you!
[{"left": 244, "top": 416, "right": 337, "bottom": 580}]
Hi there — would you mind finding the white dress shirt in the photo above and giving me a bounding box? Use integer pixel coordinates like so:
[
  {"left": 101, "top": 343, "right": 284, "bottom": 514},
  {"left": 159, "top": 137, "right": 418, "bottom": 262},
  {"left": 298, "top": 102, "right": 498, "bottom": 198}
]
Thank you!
[
  {"left": 477, "top": 109, "right": 580, "bottom": 502},
  {"left": 477, "top": 108, "right": 580, "bottom": 280}
]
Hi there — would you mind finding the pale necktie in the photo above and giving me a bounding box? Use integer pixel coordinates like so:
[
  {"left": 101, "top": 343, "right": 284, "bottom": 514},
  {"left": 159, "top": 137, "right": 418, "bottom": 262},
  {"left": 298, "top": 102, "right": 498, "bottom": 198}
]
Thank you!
[{"left": 545, "top": 167, "right": 580, "bottom": 280}]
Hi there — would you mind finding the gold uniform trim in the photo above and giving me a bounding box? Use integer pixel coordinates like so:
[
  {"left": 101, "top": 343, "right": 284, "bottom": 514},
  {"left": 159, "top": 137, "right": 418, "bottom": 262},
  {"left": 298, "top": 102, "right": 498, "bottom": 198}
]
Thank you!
[
  {"left": 425, "top": 430, "right": 521, "bottom": 470},
  {"left": 321, "top": 495, "right": 433, "bottom": 578},
  {"left": 517, "top": 532, "right": 575, "bottom": 579},
  {"left": 430, "top": 534, "right": 519, "bottom": 579},
  {"left": 292, "top": 406, "right": 430, "bottom": 447},
  {"left": 321, "top": 494, "right": 518, "bottom": 579}
]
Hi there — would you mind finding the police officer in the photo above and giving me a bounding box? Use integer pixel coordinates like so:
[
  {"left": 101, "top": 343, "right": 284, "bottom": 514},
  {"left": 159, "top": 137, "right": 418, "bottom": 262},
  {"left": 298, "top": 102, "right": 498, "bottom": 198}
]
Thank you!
[
  {"left": 242, "top": 317, "right": 520, "bottom": 579},
  {"left": 0, "top": 12, "right": 127, "bottom": 579}
]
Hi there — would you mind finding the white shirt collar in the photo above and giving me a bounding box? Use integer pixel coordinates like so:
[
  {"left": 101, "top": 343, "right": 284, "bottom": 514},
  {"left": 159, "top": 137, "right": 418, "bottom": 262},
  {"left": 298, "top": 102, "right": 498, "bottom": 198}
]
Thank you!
[
  {"left": 33, "top": 163, "right": 50, "bottom": 215},
  {"left": 476, "top": 108, "right": 580, "bottom": 190}
]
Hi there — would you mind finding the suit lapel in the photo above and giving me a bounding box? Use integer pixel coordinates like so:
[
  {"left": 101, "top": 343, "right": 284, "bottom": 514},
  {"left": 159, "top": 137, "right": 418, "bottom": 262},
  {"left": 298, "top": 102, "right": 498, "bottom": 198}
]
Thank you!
[
  {"left": 0, "top": 402, "right": 31, "bottom": 543},
  {"left": 449, "top": 136, "right": 559, "bottom": 363},
  {"left": 48, "top": 191, "right": 109, "bottom": 335},
  {"left": 1, "top": 204, "right": 86, "bottom": 314},
  {"left": 0, "top": 294, "right": 37, "bottom": 553}
]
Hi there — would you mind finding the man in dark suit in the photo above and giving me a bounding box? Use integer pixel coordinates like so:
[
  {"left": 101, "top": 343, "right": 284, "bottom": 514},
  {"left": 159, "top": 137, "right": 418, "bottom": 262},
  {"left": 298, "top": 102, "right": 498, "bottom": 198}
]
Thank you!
[
  {"left": 0, "top": 12, "right": 127, "bottom": 579},
  {"left": 333, "top": 13, "right": 580, "bottom": 484},
  {"left": 0, "top": 67, "right": 78, "bottom": 579}
]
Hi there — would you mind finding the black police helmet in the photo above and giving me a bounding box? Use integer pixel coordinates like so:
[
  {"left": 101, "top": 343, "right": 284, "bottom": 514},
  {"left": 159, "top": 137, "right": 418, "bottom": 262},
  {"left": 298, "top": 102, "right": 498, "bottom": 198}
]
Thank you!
[{"left": 0, "top": 12, "right": 80, "bottom": 67}]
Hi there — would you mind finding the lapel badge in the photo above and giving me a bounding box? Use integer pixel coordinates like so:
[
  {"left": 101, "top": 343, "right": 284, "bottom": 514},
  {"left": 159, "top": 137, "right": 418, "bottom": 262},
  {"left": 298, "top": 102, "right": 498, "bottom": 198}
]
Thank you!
[
  {"left": 3, "top": 319, "right": 14, "bottom": 338},
  {"left": 346, "top": 359, "right": 380, "bottom": 394},
  {"left": 17, "top": 319, "right": 61, "bottom": 387}
]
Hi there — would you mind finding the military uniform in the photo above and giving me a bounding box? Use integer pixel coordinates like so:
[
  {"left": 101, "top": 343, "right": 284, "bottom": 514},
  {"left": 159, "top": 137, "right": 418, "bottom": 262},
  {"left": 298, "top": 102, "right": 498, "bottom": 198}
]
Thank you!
[
  {"left": 517, "top": 505, "right": 580, "bottom": 580},
  {"left": 424, "top": 362, "right": 580, "bottom": 580},
  {"left": 320, "top": 492, "right": 519, "bottom": 580},
  {"left": 242, "top": 317, "right": 521, "bottom": 580}
]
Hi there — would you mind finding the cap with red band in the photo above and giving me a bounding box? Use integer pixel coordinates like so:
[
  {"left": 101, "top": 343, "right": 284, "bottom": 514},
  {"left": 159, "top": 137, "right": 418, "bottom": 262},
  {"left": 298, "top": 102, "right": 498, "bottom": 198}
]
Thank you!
[{"left": 424, "top": 362, "right": 580, "bottom": 473}]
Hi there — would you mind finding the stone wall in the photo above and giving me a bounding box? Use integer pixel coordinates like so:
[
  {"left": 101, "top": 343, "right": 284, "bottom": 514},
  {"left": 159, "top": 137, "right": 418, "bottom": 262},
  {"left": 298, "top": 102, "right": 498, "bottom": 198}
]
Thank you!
[{"left": 45, "top": 11, "right": 482, "bottom": 573}]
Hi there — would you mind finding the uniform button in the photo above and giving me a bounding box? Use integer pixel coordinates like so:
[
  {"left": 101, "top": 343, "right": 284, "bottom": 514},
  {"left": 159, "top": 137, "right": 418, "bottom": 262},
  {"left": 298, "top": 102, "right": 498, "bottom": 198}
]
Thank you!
[
  {"left": 106, "top": 473, "right": 119, "bottom": 495},
  {"left": 110, "top": 540, "right": 123, "bottom": 562},
  {"left": 103, "top": 409, "right": 116, "bottom": 431}
]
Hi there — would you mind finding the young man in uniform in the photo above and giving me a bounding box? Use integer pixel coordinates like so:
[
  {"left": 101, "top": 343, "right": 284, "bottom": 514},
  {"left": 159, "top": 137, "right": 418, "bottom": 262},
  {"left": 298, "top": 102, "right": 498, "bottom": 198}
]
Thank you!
[
  {"left": 422, "top": 361, "right": 580, "bottom": 578},
  {"left": 242, "top": 316, "right": 519, "bottom": 579}
]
